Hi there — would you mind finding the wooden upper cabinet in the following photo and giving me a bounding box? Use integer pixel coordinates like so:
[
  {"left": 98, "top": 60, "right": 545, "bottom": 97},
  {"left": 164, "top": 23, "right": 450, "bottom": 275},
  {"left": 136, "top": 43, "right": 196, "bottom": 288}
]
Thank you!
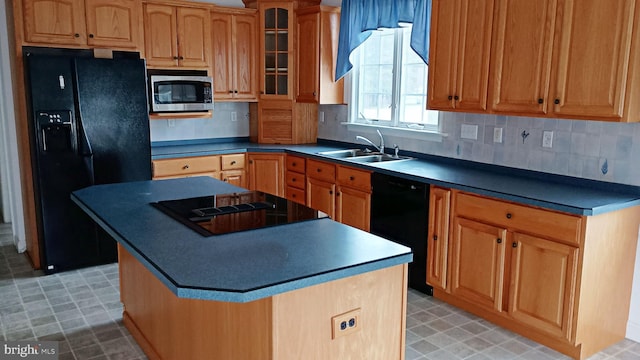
[
  {"left": 258, "top": 2, "right": 294, "bottom": 99},
  {"left": 84, "top": 0, "right": 142, "bottom": 49},
  {"left": 144, "top": 3, "right": 211, "bottom": 69},
  {"left": 23, "top": 0, "right": 86, "bottom": 45},
  {"left": 489, "top": 0, "right": 556, "bottom": 115},
  {"left": 428, "top": 0, "right": 494, "bottom": 111},
  {"left": 296, "top": 6, "right": 343, "bottom": 104},
  {"left": 211, "top": 9, "right": 258, "bottom": 101},
  {"left": 550, "top": 0, "right": 635, "bottom": 120}
]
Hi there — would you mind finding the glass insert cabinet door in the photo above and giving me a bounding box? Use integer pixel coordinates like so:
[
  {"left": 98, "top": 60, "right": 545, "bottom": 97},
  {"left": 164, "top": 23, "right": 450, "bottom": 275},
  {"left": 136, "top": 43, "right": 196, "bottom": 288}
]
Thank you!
[{"left": 260, "top": 3, "right": 293, "bottom": 97}]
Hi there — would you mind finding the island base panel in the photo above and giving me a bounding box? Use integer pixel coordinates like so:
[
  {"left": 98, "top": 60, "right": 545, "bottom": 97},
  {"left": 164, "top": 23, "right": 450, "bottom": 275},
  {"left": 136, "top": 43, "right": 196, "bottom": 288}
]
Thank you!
[{"left": 119, "top": 245, "right": 408, "bottom": 359}]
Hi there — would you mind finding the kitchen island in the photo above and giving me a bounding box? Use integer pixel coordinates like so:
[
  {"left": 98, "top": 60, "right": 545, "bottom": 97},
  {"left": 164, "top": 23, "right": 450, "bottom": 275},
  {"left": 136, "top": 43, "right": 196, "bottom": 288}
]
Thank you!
[{"left": 71, "top": 177, "right": 413, "bottom": 359}]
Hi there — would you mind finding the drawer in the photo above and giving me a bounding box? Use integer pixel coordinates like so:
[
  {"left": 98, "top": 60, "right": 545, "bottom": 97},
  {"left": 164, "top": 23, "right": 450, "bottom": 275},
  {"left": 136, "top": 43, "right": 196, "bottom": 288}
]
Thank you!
[
  {"left": 455, "top": 192, "right": 582, "bottom": 244},
  {"left": 286, "top": 155, "right": 306, "bottom": 173},
  {"left": 306, "top": 159, "right": 335, "bottom": 182},
  {"left": 336, "top": 166, "right": 371, "bottom": 192},
  {"left": 286, "top": 170, "right": 305, "bottom": 190},
  {"left": 221, "top": 153, "right": 245, "bottom": 170},
  {"left": 287, "top": 186, "right": 306, "bottom": 205},
  {"left": 153, "top": 156, "right": 220, "bottom": 178}
]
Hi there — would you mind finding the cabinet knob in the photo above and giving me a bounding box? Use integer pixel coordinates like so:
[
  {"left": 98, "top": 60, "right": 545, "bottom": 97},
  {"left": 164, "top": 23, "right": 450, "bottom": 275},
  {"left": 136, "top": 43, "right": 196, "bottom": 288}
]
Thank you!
[
  {"left": 183, "top": 164, "right": 189, "bottom": 170},
  {"left": 292, "top": 193, "right": 297, "bottom": 198},
  {"left": 223, "top": 178, "right": 228, "bottom": 182},
  {"left": 249, "top": 160, "right": 253, "bottom": 164},
  {"left": 433, "top": 235, "right": 438, "bottom": 241},
  {"left": 173, "top": 56, "right": 179, "bottom": 60},
  {"left": 349, "top": 176, "right": 355, "bottom": 181},
  {"left": 89, "top": 33, "right": 94, "bottom": 38},
  {"left": 234, "top": 90, "right": 238, "bottom": 93},
  {"left": 317, "top": 168, "right": 321, "bottom": 172},
  {"left": 512, "top": 242, "right": 518, "bottom": 248},
  {"left": 230, "top": 160, "right": 236, "bottom": 165},
  {"left": 292, "top": 162, "right": 297, "bottom": 167},
  {"left": 179, "top": 56, "right": 184, "bottom": 60},
  {"left": 506, "top": 213, "right": 512, "bottom": 219},
  {"left": 229, "top": 90, "right": 234, "bottom": 93},
  {"left": 313, "top": 91, "right": 317, "bottom": 97},
  {"left": 292, "top": 178, "right": 296, "bottom": 182},
  {"left": 538, "top": 98, "right": 543, "bottom": 104},
  {"left": 448, "top": 95, "right": 453, "bottom": 100},
  {"left": 554, "top": 98, "right": 560, "bottom": 105},
  {"left": 74, "top": 33, "right": 80, "bottom": 38},
  {"left": 454, "top": 95, "right": 459, "bottom": 101},
  {"left": 336, "top": 192, "right": 340, "bottom": 196},
  {"left": 329, "top": 190, "right": 333, "bottom": 195},
  {"left": 497, "top": 238, "right": 502, "bottom": 244}
]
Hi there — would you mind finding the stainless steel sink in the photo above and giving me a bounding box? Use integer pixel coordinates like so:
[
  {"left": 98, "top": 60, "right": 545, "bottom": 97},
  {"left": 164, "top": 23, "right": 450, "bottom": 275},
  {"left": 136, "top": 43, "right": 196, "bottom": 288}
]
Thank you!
[
  {"left": 318, "top": 149, "right": 412, "bottom": 163},
  {"left": 317, "top": 149, "right": 375, "bottom": 158},
  {"left": 347, "top": 154, "right": 413, "bottom": 163}
]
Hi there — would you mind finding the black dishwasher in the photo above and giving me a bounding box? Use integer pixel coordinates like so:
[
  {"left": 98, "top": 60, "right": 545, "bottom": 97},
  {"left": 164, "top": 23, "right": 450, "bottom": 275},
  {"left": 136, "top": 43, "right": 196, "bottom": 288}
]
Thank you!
[{"left": 371, "top": 173, "right": 432, "bottom": 295}]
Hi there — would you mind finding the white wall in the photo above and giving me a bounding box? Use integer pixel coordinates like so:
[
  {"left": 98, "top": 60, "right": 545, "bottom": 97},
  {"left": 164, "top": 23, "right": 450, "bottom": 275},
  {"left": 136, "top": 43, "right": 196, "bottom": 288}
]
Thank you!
[{"left": 0, "top": 0, "right": 26, "bottom": 250}]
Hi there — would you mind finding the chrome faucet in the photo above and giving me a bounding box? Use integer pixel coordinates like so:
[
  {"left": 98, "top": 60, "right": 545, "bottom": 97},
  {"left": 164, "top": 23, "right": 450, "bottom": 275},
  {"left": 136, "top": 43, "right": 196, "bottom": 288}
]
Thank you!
[{"left": 356, "top": 129, "right": 385, "bottom": 153}]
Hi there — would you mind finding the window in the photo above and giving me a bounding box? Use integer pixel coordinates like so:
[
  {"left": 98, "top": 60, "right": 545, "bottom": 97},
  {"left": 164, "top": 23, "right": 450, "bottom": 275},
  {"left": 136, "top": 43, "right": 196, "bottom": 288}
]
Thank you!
[{"left": 350, "top": 25, "right": 438, "bottom": 131}]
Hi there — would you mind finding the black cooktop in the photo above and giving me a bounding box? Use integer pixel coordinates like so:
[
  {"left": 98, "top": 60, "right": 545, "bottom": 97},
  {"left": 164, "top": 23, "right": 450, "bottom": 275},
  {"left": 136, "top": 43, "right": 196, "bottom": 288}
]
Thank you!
[{"left": 151, "top": 191, "right": 327, "bottom": 236}]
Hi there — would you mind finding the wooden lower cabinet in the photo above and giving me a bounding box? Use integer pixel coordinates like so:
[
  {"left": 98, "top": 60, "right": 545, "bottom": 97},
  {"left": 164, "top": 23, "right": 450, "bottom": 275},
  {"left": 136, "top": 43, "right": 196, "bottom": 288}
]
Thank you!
[
  {"left": 220, "top": 153, "right": 247, "bottom": 188},
  {"left": 450, "top": 217, "right": 507, "bottom": 312},
  {"left": 429, "top": 188, "right": 640, "bottom": 359},
  {"left": 152, "top": 155, "right": 221, "bottom": 180},
  {"left": 247, "top": 153, "right": 285, "bottom": 196},
  {"left": 305, "top": 159, "right": 371, "bottom": 231},
  {"left": 119, "top": 245, "right": 408, "bottom": 360},
  {"left": 426, "top": 186, "right": 451, "bottom": 291}
]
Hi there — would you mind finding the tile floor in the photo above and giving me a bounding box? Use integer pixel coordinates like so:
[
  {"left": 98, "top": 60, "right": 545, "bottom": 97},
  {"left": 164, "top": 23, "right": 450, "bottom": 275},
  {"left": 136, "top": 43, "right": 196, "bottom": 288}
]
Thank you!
[{"left": 1, "top": 223, "right": 640, "bottom": 359}]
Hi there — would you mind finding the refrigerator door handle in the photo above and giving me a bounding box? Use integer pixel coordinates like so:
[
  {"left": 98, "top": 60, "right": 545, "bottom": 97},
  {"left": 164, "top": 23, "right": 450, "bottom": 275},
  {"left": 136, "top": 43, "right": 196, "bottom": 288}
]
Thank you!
[{"left": 78, "top": 119, "right": 95, "bottom": 185}]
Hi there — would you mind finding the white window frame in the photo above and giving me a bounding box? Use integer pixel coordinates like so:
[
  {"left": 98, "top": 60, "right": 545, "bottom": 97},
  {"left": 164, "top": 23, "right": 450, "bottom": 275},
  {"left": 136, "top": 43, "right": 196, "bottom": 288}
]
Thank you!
[{"left": 345, "top": 26, "right": 444, "bottom": 141}]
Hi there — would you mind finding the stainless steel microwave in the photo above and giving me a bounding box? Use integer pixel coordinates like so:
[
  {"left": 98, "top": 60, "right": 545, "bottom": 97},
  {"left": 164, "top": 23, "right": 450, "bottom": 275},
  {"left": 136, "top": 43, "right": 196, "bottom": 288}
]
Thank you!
[{"left": 149, "top": 75, "right": 213, "bottom": 113}]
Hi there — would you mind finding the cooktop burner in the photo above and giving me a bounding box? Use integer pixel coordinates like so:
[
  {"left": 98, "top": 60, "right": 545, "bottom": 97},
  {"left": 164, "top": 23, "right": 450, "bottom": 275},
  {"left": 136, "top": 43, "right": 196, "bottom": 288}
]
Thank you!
[{"left": 151, "top": 191, "right": 327, "bottom": 236}]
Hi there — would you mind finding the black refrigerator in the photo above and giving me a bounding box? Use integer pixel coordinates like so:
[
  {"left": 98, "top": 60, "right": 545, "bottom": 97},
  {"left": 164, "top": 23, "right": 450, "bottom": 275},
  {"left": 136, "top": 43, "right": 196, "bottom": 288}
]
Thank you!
[{"left": 23, "top": 47, "right": 152, "bottom": 273}]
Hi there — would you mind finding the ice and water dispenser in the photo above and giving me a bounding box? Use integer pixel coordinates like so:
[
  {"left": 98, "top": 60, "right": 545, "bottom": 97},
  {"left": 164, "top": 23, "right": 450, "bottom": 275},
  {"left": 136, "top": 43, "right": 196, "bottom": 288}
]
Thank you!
[{"left": 37, "top": 110, "right": 74, "bottom": 153}]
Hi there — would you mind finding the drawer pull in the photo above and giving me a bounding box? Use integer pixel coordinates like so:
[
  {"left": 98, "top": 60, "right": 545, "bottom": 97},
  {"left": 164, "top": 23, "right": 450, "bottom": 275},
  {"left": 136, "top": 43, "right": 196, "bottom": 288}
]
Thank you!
[
  {"left": 292, "top": 162, "right": 297, "bottom": 166},
  {"left": 336, "top": 192, "right": 340, "bottom": 196},
  {"left": 512, "top": 242, "right": 518, "bottom": 248},
  {"left": 349, "top": 176, "right": 355, "bottom": 181},
  {"left": 433, "top": 235, "right": 438, "bottom": 241},
  {"left": 292, "top": 178, "right": 296, "bottom": 182},
  {"left": 317, "top": 168, "right": 322, "bottom": 172},
  {"left": 230, "top": 160, "right": 236, "bottom": 165},
  {"left": 506, "top": 213, "right": 512, "bottom": 219},
  {"left": 183, "top": 165, "right": 189, "bottom": 170},
  {"left": 496, "top": 238, "right": 502, "bottom": 244},
  {"left": 223, "top": 178, "right": 228, "bottom": 182}
]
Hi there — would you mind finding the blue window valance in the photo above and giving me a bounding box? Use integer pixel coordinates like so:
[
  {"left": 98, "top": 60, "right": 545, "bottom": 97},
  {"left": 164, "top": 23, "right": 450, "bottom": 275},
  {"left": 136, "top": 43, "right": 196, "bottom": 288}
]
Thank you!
[{"left": 335, "top": 0, "right": 432, "bottom": 81}]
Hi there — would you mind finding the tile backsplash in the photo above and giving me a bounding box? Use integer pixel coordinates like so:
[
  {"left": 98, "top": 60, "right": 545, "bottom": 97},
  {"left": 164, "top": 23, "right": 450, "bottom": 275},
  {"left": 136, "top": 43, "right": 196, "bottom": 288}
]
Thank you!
[
  {"left": 150, "top": 102, "right": 250, "bottom": 142},
  {"left": 318, "top": 105, "right": 640, "bottom": 187}
]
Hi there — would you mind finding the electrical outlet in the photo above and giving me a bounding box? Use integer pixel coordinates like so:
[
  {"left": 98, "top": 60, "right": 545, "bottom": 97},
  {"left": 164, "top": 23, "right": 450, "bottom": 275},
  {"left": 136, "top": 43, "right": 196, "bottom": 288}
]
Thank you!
[
  {"left": 167, "top": 119, "right": 175, "bottom": 128},
  {"left": 493, "top": 127, "right": 503, "bottom": 143},
  {"left": 542, "top": 131, "right": 553, "bottom": 148},
  {"left": 461, "top": 124, "right": 478, "bottom": 140},
  {"left": 231, "top": 112, "right": 237, "bottom": 122},
  {"left": 319, "top": 111, "right": 325, "bottom": 123},
  {"left": 331, "top": 308, "right": 361, "bottom": 339}
]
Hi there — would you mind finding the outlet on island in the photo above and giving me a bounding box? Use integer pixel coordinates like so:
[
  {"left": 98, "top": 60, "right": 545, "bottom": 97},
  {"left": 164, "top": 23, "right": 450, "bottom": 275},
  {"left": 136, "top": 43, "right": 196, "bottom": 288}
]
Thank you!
[{"left": 331, "top": 308, "right": 361, "bottom": 339}]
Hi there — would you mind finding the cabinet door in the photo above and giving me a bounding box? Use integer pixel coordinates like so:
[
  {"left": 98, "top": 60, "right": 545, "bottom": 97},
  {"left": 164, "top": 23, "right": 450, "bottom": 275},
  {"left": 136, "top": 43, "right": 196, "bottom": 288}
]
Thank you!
[
  {"left": 550, "top": 0, "right": 635, "bottom": 119},
  {"left": 428, "top": 0, "right": 493, "bottom": 111},
  {"left": 144, "top": 4, "right": 178, "bottom": 67},
  {"left": 489, "top": 0, "right": 556, "bottom": 115},
  {"left": 509, "top": 232, "right": 577, "bottom": 340},
  {"left": 221, "top": 170, "right": 246, "bottom": 188},
  {"left": 306, "top": 177, "right": 335, "bottom": 219},
  {"left": 176, "top": 7, "right": 211, "bottom": 69},
  {"left": 23, "top": 0, "right": 86, "bottom": 45},
  {"left": 85, "top": 0, "right": 142, "bottom": 49},
  {"left": 427, "top": 187, "right": 451, "bottom": 291},
  {"left": 234, "top": 13, "right": 259, "bottom": 100},
  {"left": 248, "top": 153, "right": 285, "bottom": 196},
  {"left": 211, "top": 12, "right": 234, "bottom": 100},
  {"left": 451, "top": 217, "right": 507, "bottom": 311},
  {"left": 336, "top": 186, "right": 370, "bottom": 232},
  {"left": 259, "top": 3, "right": 294, "bottom": 99},
  {"left": 296, "top": 11, "right": 319, "bottom": 103}
]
